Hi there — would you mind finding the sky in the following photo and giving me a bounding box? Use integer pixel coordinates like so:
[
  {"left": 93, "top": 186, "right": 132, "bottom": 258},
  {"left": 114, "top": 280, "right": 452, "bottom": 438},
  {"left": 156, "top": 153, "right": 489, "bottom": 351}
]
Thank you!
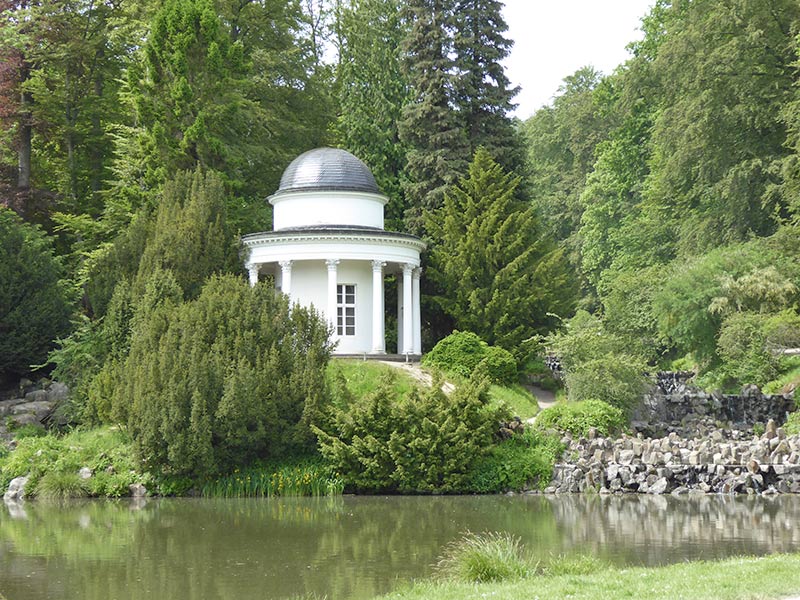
[{"left": 502, "top": 1, "right": 654, "bottom": 120}]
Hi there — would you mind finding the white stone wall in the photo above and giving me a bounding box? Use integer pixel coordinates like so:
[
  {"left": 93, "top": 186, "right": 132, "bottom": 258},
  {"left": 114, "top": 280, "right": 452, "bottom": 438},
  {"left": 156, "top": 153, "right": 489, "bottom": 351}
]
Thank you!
[
  {"left": 272, "top": 191, "right": 386, "bottom": 230},
  {"left": 290, "top": 259, "right": 374, "bottom": 354}
]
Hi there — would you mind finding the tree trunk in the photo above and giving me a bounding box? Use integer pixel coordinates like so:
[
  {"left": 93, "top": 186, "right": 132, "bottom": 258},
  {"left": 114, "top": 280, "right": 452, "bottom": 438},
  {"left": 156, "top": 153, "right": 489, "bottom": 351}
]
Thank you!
[{"left": 17, "top": 65, "right": 31, "bottom": 190}]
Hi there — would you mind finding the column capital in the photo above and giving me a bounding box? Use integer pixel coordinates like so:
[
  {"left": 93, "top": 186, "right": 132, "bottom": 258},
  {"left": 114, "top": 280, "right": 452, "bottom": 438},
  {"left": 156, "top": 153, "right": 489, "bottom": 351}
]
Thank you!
[
  {"left": 401, "top": 263, "right": 414, "bottom": 275},
  {"left": 371, "top": 260, "right": 386, "bottom": 272},
  {"left": 279, "top": 260, "right": 293, "bottom": 270},
  {"left": 412, "top": 267, "right": 422, "bottom": 280},
  {"left": 325, "top": 258, "right": 340, "bottom": 270}
]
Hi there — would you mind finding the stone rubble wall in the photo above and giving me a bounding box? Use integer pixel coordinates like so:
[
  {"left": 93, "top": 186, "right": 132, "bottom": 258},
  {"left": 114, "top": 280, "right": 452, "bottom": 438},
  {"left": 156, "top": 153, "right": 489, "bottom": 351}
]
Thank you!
[
  {"left": 634, "top": 373, "right": 794, "bottom": 438},
  {"left": 546, "top": 421, "right": 800, "bottom": 496}
]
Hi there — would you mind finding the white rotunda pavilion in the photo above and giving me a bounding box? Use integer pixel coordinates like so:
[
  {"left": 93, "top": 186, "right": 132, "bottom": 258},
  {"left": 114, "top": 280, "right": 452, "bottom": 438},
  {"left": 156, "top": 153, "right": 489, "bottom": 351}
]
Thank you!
[{"left": 243, "top": 148, "right": 426, "bottom": 356}]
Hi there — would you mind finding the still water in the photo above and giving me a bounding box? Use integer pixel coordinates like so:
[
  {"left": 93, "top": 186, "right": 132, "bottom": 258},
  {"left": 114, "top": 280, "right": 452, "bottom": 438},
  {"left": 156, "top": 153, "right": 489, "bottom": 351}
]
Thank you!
[{"left": 1, "top": 494, "right": 800, "bottom": 600}]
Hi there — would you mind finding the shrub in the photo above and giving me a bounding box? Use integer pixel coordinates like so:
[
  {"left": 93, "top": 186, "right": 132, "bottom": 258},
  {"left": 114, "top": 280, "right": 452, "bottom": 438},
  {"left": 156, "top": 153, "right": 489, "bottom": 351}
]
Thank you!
[
  {"left": 547, "top": 311, "right": 648, "bottom": 413},
  {"left": 534, "top": 400, "right": 627, "bottom": 438},
  {"left": 435, "top": 532, "right": 530, "bottom": 583},
  {"left": 114, "top": 274, "right": 333, "bottom": 479},
  {"left": 424, "top": 331, "right": 518, "bottom": 384},
  {"left": 0, "top": 208, "right": 73, "bottom": 381},
  {"left": 477, "top": 346, "right": 518, "bottom": 386},
  {"left": 467, "top": 430, "right": 564, "bottom": 493},
  {"left": 314, "top": 372, "right": 506, "bottom": 493},
  {"left": 423, "top": 331, "right": 487, "bottom": 378}
]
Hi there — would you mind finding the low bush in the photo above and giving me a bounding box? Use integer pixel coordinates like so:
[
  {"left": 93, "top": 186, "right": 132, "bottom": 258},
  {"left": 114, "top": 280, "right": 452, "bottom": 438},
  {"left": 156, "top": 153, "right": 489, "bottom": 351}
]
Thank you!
[
  {"left": 424, "top": 331, "right": 518, "bottom": 384},
  {"left": 477, "top": 346, "right": 518, "bottom": 386},
  {"left": 435, "top": 532, "right": 530, "bottom": 583},
  {"left": 534, "top": 400, "right": 627, "bottom": 438},
  {"left": 467, "top": 430, "right": 564, "bottom": 493},
  {"left": 314, "top": 372, "right": 506, "bottom": 493}
]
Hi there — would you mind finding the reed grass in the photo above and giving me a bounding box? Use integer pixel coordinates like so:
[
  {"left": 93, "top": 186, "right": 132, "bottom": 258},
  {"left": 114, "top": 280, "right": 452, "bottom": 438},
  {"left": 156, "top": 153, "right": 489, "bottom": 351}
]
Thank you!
[{"left": 201, "top": 460, "right": 344, "bottom": 498}]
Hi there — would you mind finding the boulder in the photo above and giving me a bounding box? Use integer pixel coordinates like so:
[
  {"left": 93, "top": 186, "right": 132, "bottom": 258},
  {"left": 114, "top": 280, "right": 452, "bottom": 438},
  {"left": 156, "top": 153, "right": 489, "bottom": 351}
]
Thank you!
[
  {"left": 4, "top": 476, "right": 29, "bottom": 502},
  {"left": 129, "top": 483, "right": 147, "bottom": 498}
]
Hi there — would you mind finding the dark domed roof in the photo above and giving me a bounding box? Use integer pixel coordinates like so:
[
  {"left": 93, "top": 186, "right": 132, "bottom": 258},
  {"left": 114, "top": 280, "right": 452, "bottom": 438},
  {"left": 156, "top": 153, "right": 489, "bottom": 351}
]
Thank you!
[{"left": 275, "top": 147, "right": 380, "bottom": 196}]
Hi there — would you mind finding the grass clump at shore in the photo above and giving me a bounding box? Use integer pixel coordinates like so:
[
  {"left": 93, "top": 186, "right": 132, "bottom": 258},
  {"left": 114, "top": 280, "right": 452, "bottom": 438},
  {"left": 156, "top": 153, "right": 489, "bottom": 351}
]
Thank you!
[
  {"left": 201, "top": 458, "right": 344, "bottom": 498},
  {"left": 382, "top": 552, "right": 800, "bottom": 600},
  {"left": 34, "top": 471, "right": 89, "bottom": 499},
  {"left": 435, "top": 532, "right": 531, "bottom": 583}
]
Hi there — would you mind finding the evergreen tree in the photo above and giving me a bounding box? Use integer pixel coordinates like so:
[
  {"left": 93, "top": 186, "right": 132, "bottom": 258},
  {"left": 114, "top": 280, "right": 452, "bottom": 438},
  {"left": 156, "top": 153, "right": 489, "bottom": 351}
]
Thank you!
[
  {"left": 451, "top": 0, "right": 523, "bottom": 174},
  {"left": 427, "top": 148, "right": 577, "bottom": 354},
  {"left": 335, "top": 0, "right": 410, "bottom": 229},
  {"left": 398, "top": 0, "right": 468, "bottom": 231}
]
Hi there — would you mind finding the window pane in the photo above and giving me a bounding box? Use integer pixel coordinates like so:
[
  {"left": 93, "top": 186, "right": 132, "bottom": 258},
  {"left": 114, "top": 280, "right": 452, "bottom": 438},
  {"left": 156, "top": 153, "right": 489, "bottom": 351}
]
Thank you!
[{"left": 346, "top": 326, "right": 355, "bottom": 335}]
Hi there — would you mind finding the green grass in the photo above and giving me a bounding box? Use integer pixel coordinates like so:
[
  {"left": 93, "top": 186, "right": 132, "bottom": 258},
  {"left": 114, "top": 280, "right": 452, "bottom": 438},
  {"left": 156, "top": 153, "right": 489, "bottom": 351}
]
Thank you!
[
  {"left": 328, "top": 359, "right": 419, "bottom": 401},
  {"left": 488, "top": 384, "right": 538, "bottom": 419},
  {"left": 0, "top": 426, "right": 149, "bottom": 498},
  {"left": 381, "top": 552, "right": 800, "bottom": 599},
  {"left": 201, "top": 458, "right": 344, "bottom": 498},
  {"left": 764, "top": 356, "right": 800, "bottom": 394}
]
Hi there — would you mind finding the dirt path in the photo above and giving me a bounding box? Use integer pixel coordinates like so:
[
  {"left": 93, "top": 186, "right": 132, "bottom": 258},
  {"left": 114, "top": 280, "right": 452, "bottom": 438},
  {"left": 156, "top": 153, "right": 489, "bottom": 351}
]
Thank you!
[
  {"left": 379, "top": 361, "right": 456, "bottom": 395},
  {"left": 525, "top": 384, "right": 558, "bottom": 410}
]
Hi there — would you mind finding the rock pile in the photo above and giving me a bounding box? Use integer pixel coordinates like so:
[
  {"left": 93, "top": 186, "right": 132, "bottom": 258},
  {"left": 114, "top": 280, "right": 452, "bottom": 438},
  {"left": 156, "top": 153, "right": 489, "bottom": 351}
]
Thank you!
[
  {"left": 0, "top": 379, "right": 67, "bottom": 441},
  {"left": 546, "top": 420, "right": 800, "bottom": 496}
]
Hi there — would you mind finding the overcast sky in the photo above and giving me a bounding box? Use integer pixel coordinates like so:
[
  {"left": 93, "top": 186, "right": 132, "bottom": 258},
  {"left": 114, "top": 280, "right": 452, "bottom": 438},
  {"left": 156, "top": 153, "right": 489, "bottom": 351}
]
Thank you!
[{"left": 502, "top": 1, "right": 654, "bottom": 119}]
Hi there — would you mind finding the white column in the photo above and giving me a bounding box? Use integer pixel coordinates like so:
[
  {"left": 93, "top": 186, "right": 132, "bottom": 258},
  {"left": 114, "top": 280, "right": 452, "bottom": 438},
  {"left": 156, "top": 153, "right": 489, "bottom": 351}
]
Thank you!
[
  {"left": 326, "top": 259, "right": 339, "bottom": 333},
  {"left": 397, "top": 274, "right": 404, "bottom": 353},
  {"left": 371, "top": 261, "right": 386, "bottom": 354},
  {"left": 279, "top": 260, "right": 293, "bottom": 298},
  {"left": 402, "top": 264, "right": 413, "bottom": 355},
  {"left": 412, "top": 267, "right": 422, "bottom": 355},
  {"left": 247, "top": 263, "right": 259, "bottom": 287}
]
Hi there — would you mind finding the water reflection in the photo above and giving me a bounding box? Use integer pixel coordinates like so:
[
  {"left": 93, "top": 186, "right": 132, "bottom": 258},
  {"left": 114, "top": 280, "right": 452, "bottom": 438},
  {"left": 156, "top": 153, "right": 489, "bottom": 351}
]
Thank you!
[{"left": 1, "top": 495, "right": 799, "bottom": 600}]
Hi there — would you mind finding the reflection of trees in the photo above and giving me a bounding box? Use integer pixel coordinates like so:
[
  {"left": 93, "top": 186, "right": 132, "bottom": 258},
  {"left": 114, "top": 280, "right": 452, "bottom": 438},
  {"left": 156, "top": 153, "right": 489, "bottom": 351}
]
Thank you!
[
  {"left": 2, "top": 495, "right": 800, "bottom": 600},
  {"left": 544, "top": 495, "right": 800, "bottom": 566}
]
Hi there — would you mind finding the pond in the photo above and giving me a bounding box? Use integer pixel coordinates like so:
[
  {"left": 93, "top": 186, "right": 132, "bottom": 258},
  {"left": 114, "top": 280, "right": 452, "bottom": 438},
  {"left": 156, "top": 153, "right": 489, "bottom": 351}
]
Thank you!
[{"left": 2, "top": 494, "right": 800, "bottom": 600}]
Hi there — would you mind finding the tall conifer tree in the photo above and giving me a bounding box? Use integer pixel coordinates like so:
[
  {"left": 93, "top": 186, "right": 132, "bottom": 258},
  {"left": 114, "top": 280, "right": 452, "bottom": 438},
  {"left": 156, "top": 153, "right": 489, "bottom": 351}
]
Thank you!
[
  {"left": 398, "top": 0, "right": 469, "bottom": 232},
  {"left": 452, "top": 0, "right": 523, "bottom": 173},
  {"left": 336, "top": 0, "right": 410, "bottom": 230}
]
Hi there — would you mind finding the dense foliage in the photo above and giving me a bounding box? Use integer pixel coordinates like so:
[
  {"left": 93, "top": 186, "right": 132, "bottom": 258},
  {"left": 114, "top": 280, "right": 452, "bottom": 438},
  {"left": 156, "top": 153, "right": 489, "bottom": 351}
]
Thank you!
[
  {"left": 314, "top": 372, "right": 504, "bottom": 493},
  {"left": 547, "top": 312, "right": 648, "bottom": 413},
  {"left": 534, "top": 400, "right": 627, "bottom": 438},
  {"left": 427, "top": 149, "right": 578, "bottom": 354},
  {"left": 423, "top": 330, "right": 517, "bottom": 385},
  {"left": 0, "top": 208, "right": 72, "bottom": 381},
  {"left": 467, "top": 430, "right": 564, "bottom": 493},
  {"left": 110, "top": 275, "right": 332, "bottom": 479},
  {"left": 526, "top": 0, "right": 800, "bottom": 392}
]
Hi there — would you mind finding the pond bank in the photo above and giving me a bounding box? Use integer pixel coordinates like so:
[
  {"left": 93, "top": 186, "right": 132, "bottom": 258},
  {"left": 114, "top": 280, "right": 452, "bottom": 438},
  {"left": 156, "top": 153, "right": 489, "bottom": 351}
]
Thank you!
[
  {"left": 545, "top": 422, "right": 800, "bottom": 495},
  {"left": 379, "top": 552, "right": 800, "bottom": 600}
]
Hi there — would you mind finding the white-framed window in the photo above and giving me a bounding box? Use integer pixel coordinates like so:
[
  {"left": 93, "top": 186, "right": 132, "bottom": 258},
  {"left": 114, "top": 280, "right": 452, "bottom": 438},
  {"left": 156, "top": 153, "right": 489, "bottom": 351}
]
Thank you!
[{"left": 337, "top": 284, "right": 356, "bottom": 336}]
